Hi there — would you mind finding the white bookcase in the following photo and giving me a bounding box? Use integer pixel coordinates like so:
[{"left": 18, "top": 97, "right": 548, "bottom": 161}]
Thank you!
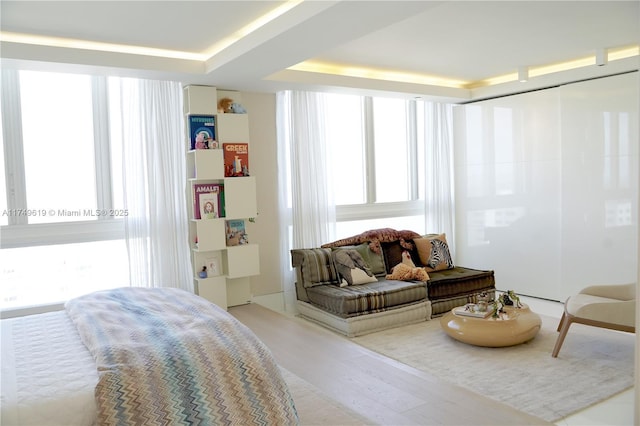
[{"left": 184, "top": 85, "right": 259, "bottom": 309}]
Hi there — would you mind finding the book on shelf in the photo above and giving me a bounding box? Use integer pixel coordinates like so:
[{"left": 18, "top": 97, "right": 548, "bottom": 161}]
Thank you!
[
  {"left": 223, "top": 143, "right": 250, "bottom": 177},
  {"left": 188, "top": 115, "right": 217, "bottom": 150},
  {"left": 453, "top": 304, "right": 495, "bottom": 318},
  {"left": 193, "top": 183, "right": 224, "bottom": 219},
  {"left": 225, "top": 219, "right": 248, "bottom": 246}
]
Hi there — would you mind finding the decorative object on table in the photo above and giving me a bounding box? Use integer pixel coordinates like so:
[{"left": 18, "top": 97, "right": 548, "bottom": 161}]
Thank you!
[
  {"left": 453, "top": 303, "right": 494, "bottom": 318},
  {"left": 476, "top": 291, "right": 490, "bottom": 312},
  {"left": 490, "top": 290, "right": 522, "bottom": 318}
]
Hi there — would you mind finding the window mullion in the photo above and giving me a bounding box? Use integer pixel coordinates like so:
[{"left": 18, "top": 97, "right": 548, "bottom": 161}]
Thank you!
[
  {"left": 92, "top": 76, "right": 113, "bottom": 218},
  {"left": 363, "top": 97, "right": 376, "bottom": 203},
  {"left": 407, "top": 100, "right": 418, "bottom": 200},
  {"left": 1, "top": 69, "right": 28, "bottom": 225}
]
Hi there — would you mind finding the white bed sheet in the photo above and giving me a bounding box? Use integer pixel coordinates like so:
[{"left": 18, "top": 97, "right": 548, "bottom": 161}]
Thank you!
[{"left": 1, "top": 310, "right": 98, "bottom": 426}]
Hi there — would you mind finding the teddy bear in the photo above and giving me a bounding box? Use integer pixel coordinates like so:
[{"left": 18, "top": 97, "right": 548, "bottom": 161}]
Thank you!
[{"left": 217, "top": 97, "right": 234, "bottom": 113}]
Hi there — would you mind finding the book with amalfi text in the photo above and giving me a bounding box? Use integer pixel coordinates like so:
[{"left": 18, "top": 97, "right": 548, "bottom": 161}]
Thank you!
[{"left": 193, "top": 183, "right": 224, "bottom": 219}]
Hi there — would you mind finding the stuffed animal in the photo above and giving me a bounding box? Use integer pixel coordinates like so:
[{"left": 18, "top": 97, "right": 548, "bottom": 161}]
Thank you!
[
  {"left": 230, "top": 102, "right": 246, "bottom": 113},
  {"left": 385, "top": 262, "right": 429, "bottom": 282},
  {"left": 217, "top": 97, "right": 233, "bottom": 113},
  {"left": 401, "top": 250, "right": 415, "bottom": 267}
]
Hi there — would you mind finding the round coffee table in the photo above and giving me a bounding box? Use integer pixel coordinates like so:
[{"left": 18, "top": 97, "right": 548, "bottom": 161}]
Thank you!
[{"left": 440, "top": 304, "right": 541, "bottom": 347}]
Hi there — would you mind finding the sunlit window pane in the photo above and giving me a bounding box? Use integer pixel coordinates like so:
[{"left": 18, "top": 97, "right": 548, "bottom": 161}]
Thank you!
[
  {"left": 326, "top": 93, "right": 365, "bottom": 205},
  {"left": 20, "top": 71, "right": 97, "bottom": 223},
  {"left": 373, "top": 98, "right": 409, "bottom": 202}
]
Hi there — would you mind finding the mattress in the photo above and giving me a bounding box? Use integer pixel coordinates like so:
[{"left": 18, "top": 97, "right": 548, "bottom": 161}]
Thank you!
[
  {"left": 1, "top": 311, "right": 98, "bottom": 426},
  {"left": 305, "top": 279, "right": 427, "bottom": 317}
]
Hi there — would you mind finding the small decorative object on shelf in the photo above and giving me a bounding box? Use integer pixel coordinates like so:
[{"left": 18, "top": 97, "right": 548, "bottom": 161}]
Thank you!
[
  {"left": 198, "top": 266, "right": 208, "bottom": 279},
  {"left": 217, "top": 97, "right": 247, "bottom": 114}
]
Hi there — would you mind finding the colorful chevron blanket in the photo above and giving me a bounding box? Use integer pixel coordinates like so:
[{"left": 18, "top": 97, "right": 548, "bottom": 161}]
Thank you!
[{"left": 65, "top": 287, "right": 298, "bottom": 425}]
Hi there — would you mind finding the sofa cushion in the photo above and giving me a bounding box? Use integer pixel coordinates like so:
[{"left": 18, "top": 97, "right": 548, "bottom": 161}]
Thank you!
[
  {"left": 414, "top": 234, "right": 454, "bottom": 271},
  {"left": 349, "top": 268, "right": 379, "bottom": 285},
  {"left": 381, "top": 241, "right": 422, "bottom": 273},
  {"left": 427, "top": 267, "right": 495, "bottom": 300},
  {"left": 291, "top": 248, "right": 339, "bottom": 288},
  {"left": 305, "top": 279, "right": 427, "bottom": 318}
]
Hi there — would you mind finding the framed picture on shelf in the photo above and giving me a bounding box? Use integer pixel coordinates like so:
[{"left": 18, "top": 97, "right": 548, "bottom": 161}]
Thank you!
[{"left": 204, "top": 256, "right": 222, "bottom": 277}]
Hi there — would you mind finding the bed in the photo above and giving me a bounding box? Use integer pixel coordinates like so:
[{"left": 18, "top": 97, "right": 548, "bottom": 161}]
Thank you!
[{"left": 1, "top": 287, "right": 299, "bottom": 425}]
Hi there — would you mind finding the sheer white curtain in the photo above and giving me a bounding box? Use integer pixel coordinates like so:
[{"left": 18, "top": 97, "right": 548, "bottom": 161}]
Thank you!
[
  {"left": 112, "top": 77, "right": 193, "bottom": 291},
  {"left": 276, "top": 90, "right": 336, "bottom": 293},
  {"left": 423, "top": 102, "right": 456, "bottom": 256}
]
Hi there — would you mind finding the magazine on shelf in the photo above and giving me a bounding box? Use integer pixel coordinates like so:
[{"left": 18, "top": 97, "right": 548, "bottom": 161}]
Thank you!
[
  {"left": 193, "top": 183, "right": 224, "bottom": 219},
  {"left": 223, "top": 143, "right": 250, "bottom": 177},
  {"left": 188, "top": 115, "right": 217, "bottom": 150},
  {"left": 453, "top": 304, "right": 495, "bottom": 318},
  {"left": 225, "top": 219, "right": 248, "bottom": 246}
]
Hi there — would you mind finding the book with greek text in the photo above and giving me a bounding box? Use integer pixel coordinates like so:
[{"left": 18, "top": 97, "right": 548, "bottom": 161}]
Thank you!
[{"left": 223, "top": 143, "right": 249, "bottom": 177}]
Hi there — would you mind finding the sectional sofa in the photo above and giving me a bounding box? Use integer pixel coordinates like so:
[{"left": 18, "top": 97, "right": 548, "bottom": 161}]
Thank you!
[{"left": 291, "top": 231, "right": 495, "bottom": 337}]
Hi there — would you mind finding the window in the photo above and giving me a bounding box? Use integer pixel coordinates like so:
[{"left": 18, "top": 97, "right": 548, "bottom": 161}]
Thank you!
[
  {"left": 324, "top": 93, "right": 425, "bottom": 237},
  {"left": 1, "top": 70, "right": 128, "bottom": 311}
]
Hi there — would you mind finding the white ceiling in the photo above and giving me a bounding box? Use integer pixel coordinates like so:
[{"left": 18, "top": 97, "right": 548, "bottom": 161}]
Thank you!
[{"left": 1, "top": 1, "right": 638, "bottom": 101}]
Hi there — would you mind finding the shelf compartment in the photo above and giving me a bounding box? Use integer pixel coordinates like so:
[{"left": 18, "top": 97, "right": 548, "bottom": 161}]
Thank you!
[
  {"left": 187, "top": 149, "right": 225, "bottom": 180},
  {"left": 224, "top": 244, "right": 260, "bottom": 279},
  {"left": 191, "top": 219, "right": 226, "bottom": 251}
]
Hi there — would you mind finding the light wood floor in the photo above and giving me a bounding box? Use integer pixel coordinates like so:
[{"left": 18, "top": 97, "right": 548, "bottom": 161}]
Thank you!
[{"left": 230, "top": 303, "right": 551, "bottom": 426}]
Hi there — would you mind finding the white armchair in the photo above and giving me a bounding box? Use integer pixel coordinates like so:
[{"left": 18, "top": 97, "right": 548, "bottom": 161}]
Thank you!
[{"left": 552, "top": 283, "right": 636, "bottom": 357}]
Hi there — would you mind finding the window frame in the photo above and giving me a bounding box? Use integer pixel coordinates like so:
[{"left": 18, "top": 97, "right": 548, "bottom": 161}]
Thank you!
[
  {"left": 333, "top": 96, "right": 422, "bottom": 223},
  {"left": 1, "top": 69, "right": 125, "bottom": 249}
]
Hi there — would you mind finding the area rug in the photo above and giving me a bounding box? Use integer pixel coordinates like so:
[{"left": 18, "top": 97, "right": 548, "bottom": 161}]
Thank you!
[
  {"left": 279, "top": 367, "right": 370, "bottom": 425},
  {"left": 352, "top": 314, "right": 635, "bottom": 423}
]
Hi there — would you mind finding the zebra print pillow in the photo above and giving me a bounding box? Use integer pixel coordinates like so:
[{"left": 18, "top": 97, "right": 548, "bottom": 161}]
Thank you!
[{"left": 414, "top": 234, "right": 454, "bottom": 272}]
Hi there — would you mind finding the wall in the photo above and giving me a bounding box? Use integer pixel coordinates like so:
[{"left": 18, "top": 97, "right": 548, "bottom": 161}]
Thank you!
[
  {"left": 453, "top": 72, "right": 639, "bottom": 301},
  {"left": 241, "top": 91, "right": 282, "bottom": 297}
]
